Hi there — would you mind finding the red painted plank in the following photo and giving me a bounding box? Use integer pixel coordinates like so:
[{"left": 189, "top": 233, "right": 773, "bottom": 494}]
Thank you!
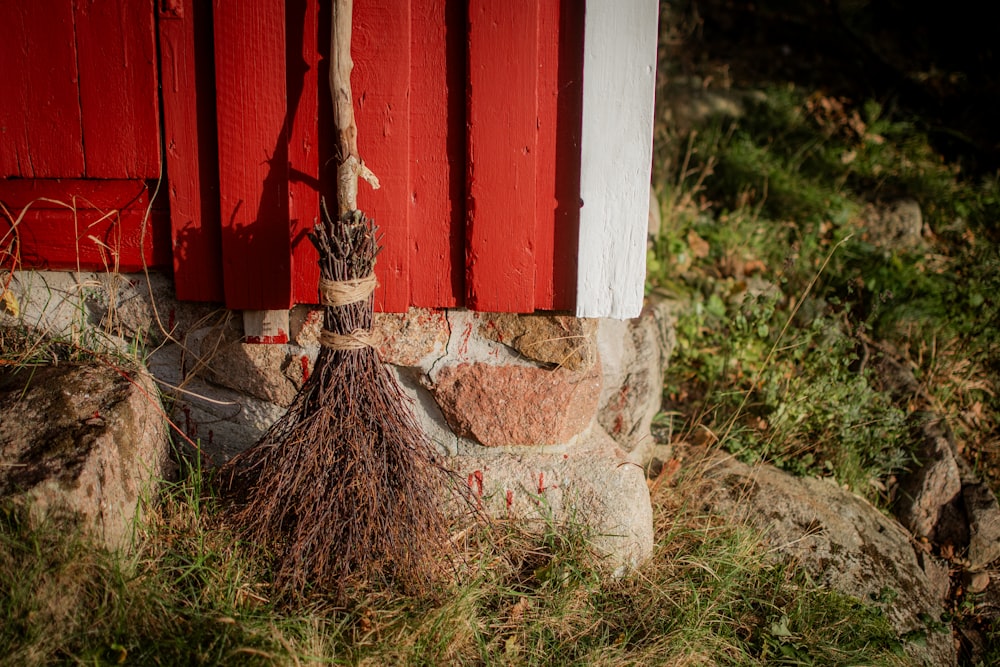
[
  {"left": 8, "top": 210, "right": 171, "bottom": 272},
  {"left": 0, "top": 179, "right": 170, "bottom": 272},
  {"left": 353, "top": 0, "right": 411, "bottom": 313},
  {"left": 74, "top": 0, "right": 161, "bottom": 179},
  {"left": 534, "top": 0, "right": 583, "bottom": 312},
  {"left": 408, "top": 0, "right": 465, "bottom": 308},
  {"left": 159, "top": 0, "right": 224, "bottom": 302},
  {"left": 466, "top": 0, "right": 539, "bottom": 312},
  {"left": 0, "top": 179, "right": 159, "bottom": 209},
  {"left": 0, "top": 1, "right": 84, "bottom": 178},
  {"left": 213, "top": 1, "right": 292, "bottom": 311},
  {"left": 288, "top": 0, "right": 322, "bottom": 306}
]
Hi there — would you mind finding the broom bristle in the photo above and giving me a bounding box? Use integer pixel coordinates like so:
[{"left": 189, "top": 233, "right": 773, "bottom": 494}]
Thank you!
[{"left": 221, "top": 204, "right": 451, "bottom": 600}]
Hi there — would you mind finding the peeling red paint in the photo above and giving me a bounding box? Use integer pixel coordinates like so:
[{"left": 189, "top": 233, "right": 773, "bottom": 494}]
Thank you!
[
  {"left": 613, "top": 413, "right": 625, "bottom": 435},
  {"left": 245, "top": 330, "right": 289, "bottom": 345},
  {"left": 468, "top": 470, "right": 484, "bottom": 499},
  {"left": 300, "top": 355, "right": 310, "bottom": 382},
  {"left": 505, "top": 489, "right": 514, "bottom": 509},
  {"left": 537, "top": 472, "right": 546, "bottom": 494}
]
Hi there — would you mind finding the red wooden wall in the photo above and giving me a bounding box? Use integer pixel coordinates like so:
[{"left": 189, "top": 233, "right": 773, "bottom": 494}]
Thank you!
[
  {"left": 0, "top": 0, "right": 168, "bottom": 272},
  {"left": 2, "top": 0, "right": 583, "bottom": 314}
]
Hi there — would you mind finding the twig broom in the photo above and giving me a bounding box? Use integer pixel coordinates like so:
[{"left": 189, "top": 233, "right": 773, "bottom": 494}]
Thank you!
[{"left": 220, "top": 0, "right": 450, "bottom": 599}]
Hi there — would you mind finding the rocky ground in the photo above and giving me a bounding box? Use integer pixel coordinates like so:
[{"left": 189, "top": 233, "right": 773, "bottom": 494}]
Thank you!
[
  {"left": 656, "top": 1, "right": 1000, "bottom": 662},
  {"left": 4, "top": 3, "right": 1000, "bottom": 663}
]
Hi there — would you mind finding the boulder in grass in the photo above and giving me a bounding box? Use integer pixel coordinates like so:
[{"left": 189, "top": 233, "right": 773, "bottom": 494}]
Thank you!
[
  {"left": 0, "top": 362, "right": 171, "bottom": 551},
  {"left": 690, "top": 452, "right": 956, "bottom": 667}
]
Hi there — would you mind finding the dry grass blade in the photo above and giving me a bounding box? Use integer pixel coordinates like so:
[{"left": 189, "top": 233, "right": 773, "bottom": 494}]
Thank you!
[{"left": 220, "top": 202, "right": 453, "bottom": 601}]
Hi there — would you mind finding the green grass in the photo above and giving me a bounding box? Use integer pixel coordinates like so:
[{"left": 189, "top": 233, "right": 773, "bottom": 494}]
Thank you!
[
  {"left": 0, "top": 455, "right": 910, "bottom": 666},
  {"left": 650, "top": 80, "right": 1000, "bottom": 500}
]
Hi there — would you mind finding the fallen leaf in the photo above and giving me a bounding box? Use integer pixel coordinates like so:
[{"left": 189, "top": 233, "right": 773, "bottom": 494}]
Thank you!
[
  {"left": 687, "top": 230, "right": 710, "bottom": 259},
  {"left": 1, "top": 289, "right": 18, "bottom": 317}
]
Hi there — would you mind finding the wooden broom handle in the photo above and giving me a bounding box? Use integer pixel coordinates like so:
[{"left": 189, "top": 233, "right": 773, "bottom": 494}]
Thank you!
[{"left": 330, "top": 0, "right": 378, "bottom": 216}]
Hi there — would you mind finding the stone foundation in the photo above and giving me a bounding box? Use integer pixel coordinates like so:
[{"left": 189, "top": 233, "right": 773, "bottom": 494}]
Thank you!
[{"left": 3, "top": 270, "right": 676, "bottom": 570}]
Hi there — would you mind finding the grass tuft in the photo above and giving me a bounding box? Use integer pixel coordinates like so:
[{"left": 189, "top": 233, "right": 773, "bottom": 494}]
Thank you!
[{"left": 0, "top": 451, "right": 909, "bottom": 666}]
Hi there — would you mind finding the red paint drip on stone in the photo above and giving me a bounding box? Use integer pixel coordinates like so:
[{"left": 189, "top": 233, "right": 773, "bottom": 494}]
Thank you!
[
  {"left": 458, "top": 321, "right": 473, "bottom": 355},
  {"left": 300, "top": 355, "right": 310, "bottom": 383},
  {"left": 537, "top": 472, "right": 546, "bottom": 494},
  {"left": 245, "top": 330, "right": 289, "bottom": 345},
  {"left": 613, "top": 414, "right": 625, "bottom": 435}
]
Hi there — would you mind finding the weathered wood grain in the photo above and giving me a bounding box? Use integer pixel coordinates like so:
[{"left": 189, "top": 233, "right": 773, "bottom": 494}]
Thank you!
[
  {"left": 213, "top": 1, "right": 292, "bottom": 310},
  {"left": 0, "top": 1, "right": 84, "bottom": 178},
  {"left": 465, "top": 0, "right": 540, "bottom": 312},
  {"left": 159, "top": 0, "right": 224, "bottom": 302},
  {"left": 534, "top": 0, "right": 584, "bottom": 312},
  {"left": 0, "top": 179, "right": 170, "bottom": 271},
  {"left": 576, "top": 0, "right": 658, "bottom": 319},
  {"left": 407, "top": 0, "right": 466, "bottom": 309},
  {"left": 74, "top": 0, "right": 161, "bottom": 178},
  {"left": 288, "top": 0, "right": 322, "bottom": 305},
  {"left": 352, "top": 0, "right": 411, "bottom": 312}
]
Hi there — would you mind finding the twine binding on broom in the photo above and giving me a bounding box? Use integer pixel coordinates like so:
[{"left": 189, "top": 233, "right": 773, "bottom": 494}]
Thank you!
[
  {"left": 319, "top": 328, "right": 378, "bottom": 350},
  {"left": 318, "top": 274, "right": 379, "bottom": 349},
  {"left": 319, "top": 274, "right": 376, "bottom": 306},
  {"left": 219, "top": 203, "right": 459, "bottom": 601}
]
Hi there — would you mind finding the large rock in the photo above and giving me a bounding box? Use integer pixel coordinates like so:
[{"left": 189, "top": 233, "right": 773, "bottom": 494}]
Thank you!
[
  {"left": 195, "top": 324, "right": 305, "bottom": 407},
  {"left": 596, "top": 298, "right": 676, "bottom": 461},
  {"left": 963, "top": 481, "right": 1000, "bottom": 569},
  {"left": 692, "top": 453, "right": 955, "bottom": 666},
  {"left": 293, "top": 306, "right": 450, "bottom": 368},
  {"left": 2, "top": 270, "right": 210, "bottom": 349},
  {"left": 894, "top": 416, "right": 962, "bottom": 540},
  {"left": 373, "top": 308, "right": 451, "bottom": 367},
  {"left": 451, "top": 427, "right": 653, "bottom": 573},
  {"left": 146, "top": 339, "right": 285, "bottom": 464},
  {"left": 479, "top": 313, "right": 597, "bottom": 371},
  {"left": 432, "top": 361, "right": 602, "bottom": 447},
  {"left": 0, "top": 362, "right": 170, "bottom": 551},
  {"left": 863, "top": 198, "right": 924, "bottom": 252}
]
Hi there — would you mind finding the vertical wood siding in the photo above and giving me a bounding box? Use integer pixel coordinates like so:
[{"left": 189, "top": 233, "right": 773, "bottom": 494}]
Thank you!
[
  {"left": 159, "top": 0, "right": 225, "bottom": 302},
  {"left": 352, "top": 2, "right": 413, "bottom": 313},
  {"left": 465, "top": 0, "right": 539, "bottom": 312},
  {"left": 287, "top": 0, "right": 322, "bottom": 305},
  {"left": 213, "top": 1, "right": 292, "bottom": 310},
  {"left": 4, "top": 0, "right": 657, "bottom": 319},
  {"left": 0, "top": 0, "right": 166, "bottom": 273},
  {"left": 576, "top": 0, "right": 658, "bottom": 319},
  {"left": 0, "top": 0, "right": 159, "bottom": 179},
  {"left": 535, "top": 0, "right": 584, "bottom": 312},
  {"left": 407, "top": 0, "right": 467, "bottom": 309},
  {"left": 74, "top": 0, "right": 161, "bottom": 179}
]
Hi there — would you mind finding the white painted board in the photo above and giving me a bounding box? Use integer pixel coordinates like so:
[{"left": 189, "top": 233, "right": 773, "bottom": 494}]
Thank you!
[{"left": 576, "top": 0, "right": 658, "bottom": 319}]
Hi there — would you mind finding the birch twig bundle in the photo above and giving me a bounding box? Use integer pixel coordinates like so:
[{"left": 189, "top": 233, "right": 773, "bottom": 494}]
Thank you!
[{"left": 220, "top": 0, "right": 452, "bottom": 601}]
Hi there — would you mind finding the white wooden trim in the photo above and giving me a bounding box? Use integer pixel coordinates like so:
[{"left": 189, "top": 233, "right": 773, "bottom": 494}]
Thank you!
[
  {"left": 243, "top": 309, "right": 290, "bottom": 344},
  {"left": 576, "top": 0, "right": 658, "bottom": 319}
]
